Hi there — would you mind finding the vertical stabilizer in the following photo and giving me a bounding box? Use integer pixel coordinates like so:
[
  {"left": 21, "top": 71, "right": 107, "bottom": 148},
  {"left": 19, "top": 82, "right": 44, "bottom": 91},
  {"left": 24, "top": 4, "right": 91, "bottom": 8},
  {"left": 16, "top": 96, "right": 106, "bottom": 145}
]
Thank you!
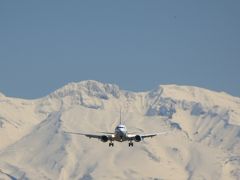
[{"left": 120, "top": 108, "right": 122, "bottom": 125}]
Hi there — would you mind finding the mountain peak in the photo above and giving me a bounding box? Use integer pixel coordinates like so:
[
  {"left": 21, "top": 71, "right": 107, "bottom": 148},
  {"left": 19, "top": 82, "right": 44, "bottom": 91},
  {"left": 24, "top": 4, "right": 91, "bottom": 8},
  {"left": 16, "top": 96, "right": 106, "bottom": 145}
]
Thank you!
[
  {"left": 0, "top": 91, "right": 5, "bottom": 97},
  {"left": 50, "top": 80, "right": 121, "bottom": 99},
  {"left": 158, "top": 84, "right": 240, "bottom": 107}
]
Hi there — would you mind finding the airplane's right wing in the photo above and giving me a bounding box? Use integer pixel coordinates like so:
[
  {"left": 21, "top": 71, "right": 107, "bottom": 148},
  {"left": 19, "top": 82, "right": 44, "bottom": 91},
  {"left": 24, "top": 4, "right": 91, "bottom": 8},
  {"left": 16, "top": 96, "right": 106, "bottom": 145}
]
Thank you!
[
  {"left": 64, "top": 131, "right": 101, "bottom": 138},
  {"left": 98, "top": 132, "right": 115, "bottom": 135},
  {"left": 64, "top": 131, "right": 114, "bottom": 142}
]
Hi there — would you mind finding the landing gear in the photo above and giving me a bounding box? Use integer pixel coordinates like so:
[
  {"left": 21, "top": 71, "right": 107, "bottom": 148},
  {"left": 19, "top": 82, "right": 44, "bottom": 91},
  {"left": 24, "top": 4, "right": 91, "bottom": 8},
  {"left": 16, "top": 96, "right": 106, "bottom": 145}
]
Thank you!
[
  {"left": 109, "top": 142, "right": 114, "bottom": 147},
  {"left": 129, "top": 142, "right": 133, "bottom": 147}
]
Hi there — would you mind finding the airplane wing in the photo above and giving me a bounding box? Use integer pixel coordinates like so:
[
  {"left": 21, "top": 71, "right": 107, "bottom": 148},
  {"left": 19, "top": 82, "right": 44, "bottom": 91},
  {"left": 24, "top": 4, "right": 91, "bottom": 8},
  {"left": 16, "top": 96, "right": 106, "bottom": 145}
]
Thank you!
[
  {"left": 98, "top": 131, "right": 115, "bottom": 135},
  {"left": 64, "top": 131, "right": 114, "bottom": 140},
  {"left": 141, "top": 132, "right": 168, "bottom": 138},
  {"left": 127, "top": 132, "right": 168, "bottom": 139},
  {"left": 65, "top": 131, "right": 101, "bottom": 138}
]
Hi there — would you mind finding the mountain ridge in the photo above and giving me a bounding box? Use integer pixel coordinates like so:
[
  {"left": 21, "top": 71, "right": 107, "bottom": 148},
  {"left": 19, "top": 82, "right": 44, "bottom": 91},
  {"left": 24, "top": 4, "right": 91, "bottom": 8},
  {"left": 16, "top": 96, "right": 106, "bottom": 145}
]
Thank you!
[
  {"left": 1, "top": 80, "right": 239, "bottom": 101},
  {"left": 0, "top": 80, "right": 240, "bottom": 179}
]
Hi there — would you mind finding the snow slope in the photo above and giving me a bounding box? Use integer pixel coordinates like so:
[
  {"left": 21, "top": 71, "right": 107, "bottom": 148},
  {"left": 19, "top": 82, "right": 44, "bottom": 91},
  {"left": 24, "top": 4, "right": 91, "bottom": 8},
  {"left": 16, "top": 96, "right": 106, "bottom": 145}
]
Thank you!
[{"left": 0, "top": 80, "right": 240, "bottom": 180}]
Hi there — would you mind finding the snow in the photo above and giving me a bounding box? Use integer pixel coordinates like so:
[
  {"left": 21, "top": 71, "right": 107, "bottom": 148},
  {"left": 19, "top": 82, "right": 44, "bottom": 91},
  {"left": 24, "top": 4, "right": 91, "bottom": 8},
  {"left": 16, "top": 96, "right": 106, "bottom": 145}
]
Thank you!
[
  {"left": 0, "top": 80, "right": 240, "bottom": 179},
  {"left": 0, "top": 92, "right": 5, "bottom": 98}
]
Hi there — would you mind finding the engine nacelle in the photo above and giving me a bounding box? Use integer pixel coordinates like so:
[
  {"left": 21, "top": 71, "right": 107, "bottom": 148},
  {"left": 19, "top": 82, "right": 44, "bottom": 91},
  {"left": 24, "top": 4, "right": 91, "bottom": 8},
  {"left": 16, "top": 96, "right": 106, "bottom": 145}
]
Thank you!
[
  {"left": 134, "top": 135, "right": 142, "bottom": 142},
  {"left": 101, "top": 135, "right": 109, "bottom": 142}
]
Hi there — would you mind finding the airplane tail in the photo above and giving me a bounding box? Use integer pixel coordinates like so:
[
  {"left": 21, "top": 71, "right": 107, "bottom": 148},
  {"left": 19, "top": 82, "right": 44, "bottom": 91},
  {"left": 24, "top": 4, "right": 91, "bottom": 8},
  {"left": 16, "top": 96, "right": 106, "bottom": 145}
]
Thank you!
[
  {"left": 119, "top": 109, "right": 122, "bottom": 125},
  {"left": 119, "top": 108, "right": 123, "bottom": 124}
]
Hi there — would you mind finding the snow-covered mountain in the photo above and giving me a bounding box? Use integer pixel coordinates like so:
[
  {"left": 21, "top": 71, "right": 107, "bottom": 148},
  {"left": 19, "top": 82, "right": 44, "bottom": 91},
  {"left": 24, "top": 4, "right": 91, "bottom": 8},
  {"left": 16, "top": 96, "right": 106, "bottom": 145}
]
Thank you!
[{"left": 0, "top": 80, "right": 240, "bottom": 180}]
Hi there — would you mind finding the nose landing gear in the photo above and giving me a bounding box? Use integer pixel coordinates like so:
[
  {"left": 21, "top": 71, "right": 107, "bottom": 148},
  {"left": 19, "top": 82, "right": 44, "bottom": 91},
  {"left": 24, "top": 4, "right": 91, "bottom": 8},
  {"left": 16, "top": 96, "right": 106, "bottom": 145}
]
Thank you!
[
  {"left": 109, "top": 142, "right": 114, "bottom": 147},
  {"left": 128, "top": 142, "right": 133, "bottom": 147}
]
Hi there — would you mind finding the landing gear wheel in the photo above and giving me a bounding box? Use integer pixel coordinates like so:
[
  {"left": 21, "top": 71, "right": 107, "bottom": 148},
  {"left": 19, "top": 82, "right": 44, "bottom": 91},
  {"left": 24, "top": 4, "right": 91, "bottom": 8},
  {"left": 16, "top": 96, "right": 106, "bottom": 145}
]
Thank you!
[
  {"left": 128, "top": 142, "right": 133, "bottom": 147},
  {"left": 109, "top": 142, "right": 114, "bottom": 147}
]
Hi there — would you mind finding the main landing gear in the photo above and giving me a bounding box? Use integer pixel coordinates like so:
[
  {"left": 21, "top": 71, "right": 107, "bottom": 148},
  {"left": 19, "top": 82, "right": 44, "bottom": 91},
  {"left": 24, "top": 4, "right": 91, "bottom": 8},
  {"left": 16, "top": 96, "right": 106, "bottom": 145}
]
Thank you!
[
  {"left": 109, "top": 142, "right": 114, "bottom": 147},
  {"left": 129, "top": 142, "right": 133, "bottom": 147}
]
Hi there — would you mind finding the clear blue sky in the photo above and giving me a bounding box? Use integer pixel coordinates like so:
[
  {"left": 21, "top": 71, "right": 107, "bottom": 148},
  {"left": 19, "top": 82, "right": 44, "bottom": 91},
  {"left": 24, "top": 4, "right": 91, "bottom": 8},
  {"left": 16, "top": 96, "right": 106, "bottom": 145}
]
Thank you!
[{"left": 0, "top": 1, "right": 239, "bottom": 99}]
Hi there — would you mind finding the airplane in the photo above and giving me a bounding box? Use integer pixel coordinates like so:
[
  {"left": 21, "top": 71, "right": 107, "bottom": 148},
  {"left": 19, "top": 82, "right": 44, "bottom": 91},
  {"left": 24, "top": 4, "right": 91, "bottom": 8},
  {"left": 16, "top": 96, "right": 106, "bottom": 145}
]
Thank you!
[{"left": 64, "top": 111, "right": 168, "bottom": 147}]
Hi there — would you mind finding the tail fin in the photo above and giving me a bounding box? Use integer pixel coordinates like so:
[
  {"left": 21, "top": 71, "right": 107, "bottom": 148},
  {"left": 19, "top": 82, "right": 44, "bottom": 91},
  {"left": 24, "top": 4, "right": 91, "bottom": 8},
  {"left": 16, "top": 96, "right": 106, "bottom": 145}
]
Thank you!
[{"left": 119, "top": 108, "right": 122, "bottom": 125}]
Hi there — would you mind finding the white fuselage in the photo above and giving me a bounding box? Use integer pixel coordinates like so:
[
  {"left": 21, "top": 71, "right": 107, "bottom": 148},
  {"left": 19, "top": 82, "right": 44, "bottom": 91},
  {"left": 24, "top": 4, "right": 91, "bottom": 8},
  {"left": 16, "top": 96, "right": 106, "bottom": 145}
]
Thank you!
[{"left": 114, "top": 124, "right": 127, "bottom": 142}]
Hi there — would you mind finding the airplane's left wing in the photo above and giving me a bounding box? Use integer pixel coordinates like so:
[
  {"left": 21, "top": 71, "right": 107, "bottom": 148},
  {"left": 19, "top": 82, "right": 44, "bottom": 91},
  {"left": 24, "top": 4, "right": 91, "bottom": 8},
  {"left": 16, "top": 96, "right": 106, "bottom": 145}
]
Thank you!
[
  {"left": 127, "top": 132, "right": 168, "bottom": 140},
  {"left": 141, "top": 132, "right": 168, "bottom": 138}
]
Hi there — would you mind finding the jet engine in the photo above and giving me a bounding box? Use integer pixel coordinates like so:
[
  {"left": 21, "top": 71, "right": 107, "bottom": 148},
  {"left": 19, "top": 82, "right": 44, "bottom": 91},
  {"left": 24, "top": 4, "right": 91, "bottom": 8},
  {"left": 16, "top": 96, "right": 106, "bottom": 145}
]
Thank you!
[
  {"left": 134, "top": 135, "right": 142, "bottom": 142},
  {"left": 101, "top": 135, "right": 109, "bottom": 142}
]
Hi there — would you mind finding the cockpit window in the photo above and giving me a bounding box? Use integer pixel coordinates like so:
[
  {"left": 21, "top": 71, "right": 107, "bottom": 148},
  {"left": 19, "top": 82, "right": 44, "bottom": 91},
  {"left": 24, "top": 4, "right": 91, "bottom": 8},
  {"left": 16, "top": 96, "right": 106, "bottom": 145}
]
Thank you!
[{"left": 116, "top": 125, "right": 125, "bottom": 130}]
